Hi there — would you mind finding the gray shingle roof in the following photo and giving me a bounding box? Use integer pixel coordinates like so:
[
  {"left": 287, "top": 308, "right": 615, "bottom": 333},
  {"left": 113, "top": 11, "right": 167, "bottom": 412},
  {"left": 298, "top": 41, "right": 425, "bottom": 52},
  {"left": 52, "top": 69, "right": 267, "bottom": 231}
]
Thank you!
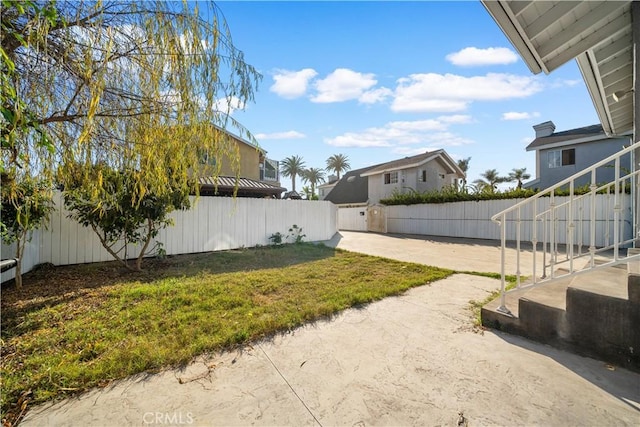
[
  {"left": 324, "top": 164, "right": 381, "bottom": 205},
  {"left": 526, "top": 124, "right": 604, "bottom": 150}
]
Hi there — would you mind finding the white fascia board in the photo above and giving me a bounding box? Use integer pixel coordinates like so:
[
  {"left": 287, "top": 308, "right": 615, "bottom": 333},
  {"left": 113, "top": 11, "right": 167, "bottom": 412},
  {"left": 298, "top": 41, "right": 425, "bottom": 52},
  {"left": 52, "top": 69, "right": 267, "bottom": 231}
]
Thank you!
[
  {"left": 525, "top": 133, "right": 620, "bottom": 152},
  {"left": 360, "top": 154, "right": 439, "bottom": 177},
  {"left": 481, "top": 0, "right": 545, "bottom": 74},
  {"left": 437, "top": 151, "right": 466, "bottom": 177},
  {"left": 576, "top": 52, "right": 614, "bottom": 136}
]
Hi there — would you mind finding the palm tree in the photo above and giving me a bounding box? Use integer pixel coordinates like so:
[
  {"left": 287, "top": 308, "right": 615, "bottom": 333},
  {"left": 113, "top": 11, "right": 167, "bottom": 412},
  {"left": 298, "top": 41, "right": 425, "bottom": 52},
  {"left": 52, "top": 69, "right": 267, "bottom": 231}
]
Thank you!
[
  {"left": 302, "top": 167, "right": 325, "bottom": 199},
  {"left": 326, "top": 154, "right": 350, "bottom": 180},
  {"left": 280, "top": 155, "right": 306, "bottom": 193},
  {"left": 473, "top": 169, "right": 506, "bottom": 193},
  {"left": 457, "top": 157, "right": 471, "bottom": 189},
  {"left": 508, "top": 167, "right": 531, "bottom": 190}
]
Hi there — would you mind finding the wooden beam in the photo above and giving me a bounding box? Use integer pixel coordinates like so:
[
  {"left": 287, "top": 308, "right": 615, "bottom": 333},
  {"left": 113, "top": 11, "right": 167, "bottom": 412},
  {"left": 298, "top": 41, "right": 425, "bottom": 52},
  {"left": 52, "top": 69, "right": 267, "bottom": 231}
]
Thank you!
[
  {"left": 544, "top": 12, "right": 630, "bottom": 72},
  {"left": 538, "top": 2, "right": 628, "bottom": 59},
  {"left": 526, "top": 2, "right": 581, "bottom": 40}
]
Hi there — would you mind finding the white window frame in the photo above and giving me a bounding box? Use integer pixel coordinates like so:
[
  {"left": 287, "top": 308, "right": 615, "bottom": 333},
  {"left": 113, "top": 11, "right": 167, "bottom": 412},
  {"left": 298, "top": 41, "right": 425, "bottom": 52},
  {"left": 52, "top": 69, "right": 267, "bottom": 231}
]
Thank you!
[
  {"left": 384, "top": 171, "right": 398, "bottom": 185},
  {"left": 548, "top": 149, "right": 575, "bottom": 168},
  {"left": 548, "top": 150, "right": 562, "bottom": 168}
]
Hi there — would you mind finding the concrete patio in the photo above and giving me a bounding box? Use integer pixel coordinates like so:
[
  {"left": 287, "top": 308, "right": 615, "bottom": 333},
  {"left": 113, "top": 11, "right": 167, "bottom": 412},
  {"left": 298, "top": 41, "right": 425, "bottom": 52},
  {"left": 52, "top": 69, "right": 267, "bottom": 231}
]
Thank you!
[{"left": 21, "top": 231, "right": 640, "bottom": 426}]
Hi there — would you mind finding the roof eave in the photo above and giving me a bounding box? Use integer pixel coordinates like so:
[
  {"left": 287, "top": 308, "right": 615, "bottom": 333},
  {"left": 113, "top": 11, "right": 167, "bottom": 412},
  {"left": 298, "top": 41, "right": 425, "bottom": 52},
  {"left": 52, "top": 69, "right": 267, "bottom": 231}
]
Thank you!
[
  {"left": 360, "top": 158, "right": 431, "bottom": 177},
  {"left": 576, "top": 53, "right": 615, "bottom": 136},
  {"left": 480, "top": 0, "right": 545, "bottom": 74}
]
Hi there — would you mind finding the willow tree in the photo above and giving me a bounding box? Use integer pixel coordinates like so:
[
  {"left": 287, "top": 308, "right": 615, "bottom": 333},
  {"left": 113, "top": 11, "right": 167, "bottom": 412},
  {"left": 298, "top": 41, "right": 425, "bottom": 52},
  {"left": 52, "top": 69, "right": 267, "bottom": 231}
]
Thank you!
[
  {"left": 1, "top": 0, "right": 261, "bottom": 204},
  {"left": 1, "top": 1, "right": 260, "bottom": 268}
]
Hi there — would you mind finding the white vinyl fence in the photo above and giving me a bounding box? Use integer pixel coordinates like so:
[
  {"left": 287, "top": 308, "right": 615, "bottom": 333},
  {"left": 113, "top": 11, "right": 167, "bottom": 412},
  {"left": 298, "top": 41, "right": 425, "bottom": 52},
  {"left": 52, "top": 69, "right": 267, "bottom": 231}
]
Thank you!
[
  {"left": 337, "top": 207, "right": 368, "bottom": 231},
  {"left": 333, "top": 195, "right": 632, "bottom": 246},
  {"left": 1, "top": 192, "right": 338, "bottom": 282},
  {"left": 384, "top": 194, "right": 633, "bottom": 245}
]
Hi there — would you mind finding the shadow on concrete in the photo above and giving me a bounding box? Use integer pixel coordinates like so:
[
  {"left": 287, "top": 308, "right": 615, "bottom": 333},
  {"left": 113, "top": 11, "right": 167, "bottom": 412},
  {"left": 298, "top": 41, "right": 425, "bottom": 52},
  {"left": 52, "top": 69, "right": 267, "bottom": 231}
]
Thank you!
[{"left": 492, "top": 330, "right": 640, "bottom": 413}]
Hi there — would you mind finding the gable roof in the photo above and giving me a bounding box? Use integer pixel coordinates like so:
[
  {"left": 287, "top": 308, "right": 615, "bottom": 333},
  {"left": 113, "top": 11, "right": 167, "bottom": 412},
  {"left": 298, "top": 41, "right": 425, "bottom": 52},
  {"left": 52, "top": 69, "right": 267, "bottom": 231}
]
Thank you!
[
  {"left": 324, "top": 164, "right": 380, "bottom": 205},
  {"left": 360, "top": 149, "right": 465, "bottom": 177},
  {"left": 212, "top": 124, "right": 266, "bottom": 154},
  {"left": 526, "top": 124, "right": 606, "bottom": 151}
]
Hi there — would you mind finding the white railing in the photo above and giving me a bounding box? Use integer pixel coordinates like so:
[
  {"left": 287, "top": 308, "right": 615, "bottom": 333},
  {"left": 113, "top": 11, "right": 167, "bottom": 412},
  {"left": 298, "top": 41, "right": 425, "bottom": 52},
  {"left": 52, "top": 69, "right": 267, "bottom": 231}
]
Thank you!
[{"left": 491, "top": 143, "right": 640, "bottom": 315}]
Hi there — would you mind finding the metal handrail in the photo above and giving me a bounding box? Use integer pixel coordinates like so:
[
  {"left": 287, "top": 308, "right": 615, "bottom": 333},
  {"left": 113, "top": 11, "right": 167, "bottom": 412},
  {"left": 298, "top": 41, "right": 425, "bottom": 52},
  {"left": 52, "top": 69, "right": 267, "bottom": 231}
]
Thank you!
[{"left": 491, "top": 142, "right": 638, "bottom": 316}]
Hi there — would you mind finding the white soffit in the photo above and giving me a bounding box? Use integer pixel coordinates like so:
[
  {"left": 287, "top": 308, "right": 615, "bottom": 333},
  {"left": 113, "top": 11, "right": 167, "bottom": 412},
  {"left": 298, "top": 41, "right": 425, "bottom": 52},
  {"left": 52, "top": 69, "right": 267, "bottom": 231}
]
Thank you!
[{"left": 481, "top": 1, "right": 633, "bottom": 136}]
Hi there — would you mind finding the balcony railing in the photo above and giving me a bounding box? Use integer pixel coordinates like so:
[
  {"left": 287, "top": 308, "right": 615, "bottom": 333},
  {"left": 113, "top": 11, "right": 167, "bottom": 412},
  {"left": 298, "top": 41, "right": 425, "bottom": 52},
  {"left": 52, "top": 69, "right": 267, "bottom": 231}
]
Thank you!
[{"left": 491, "top": 143, "right": 640, "bottom": 315}]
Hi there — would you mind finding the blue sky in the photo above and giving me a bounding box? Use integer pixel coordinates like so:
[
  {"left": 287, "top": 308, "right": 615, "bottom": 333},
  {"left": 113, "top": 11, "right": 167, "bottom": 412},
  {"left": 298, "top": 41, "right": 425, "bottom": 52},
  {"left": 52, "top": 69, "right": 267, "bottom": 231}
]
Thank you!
[{"left": 216, "top": 1, "right": 600, "bottom": 192}]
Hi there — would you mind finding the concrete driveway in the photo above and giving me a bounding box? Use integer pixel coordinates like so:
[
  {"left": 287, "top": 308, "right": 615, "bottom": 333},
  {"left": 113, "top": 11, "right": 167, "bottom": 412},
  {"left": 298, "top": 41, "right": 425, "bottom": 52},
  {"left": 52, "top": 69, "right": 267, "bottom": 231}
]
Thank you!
[
  {"left": 324, "top": 231, "right": 537, "bottom": 275},
  {"left": 22, "top": 232, "right": 640, "bottom": 426}
]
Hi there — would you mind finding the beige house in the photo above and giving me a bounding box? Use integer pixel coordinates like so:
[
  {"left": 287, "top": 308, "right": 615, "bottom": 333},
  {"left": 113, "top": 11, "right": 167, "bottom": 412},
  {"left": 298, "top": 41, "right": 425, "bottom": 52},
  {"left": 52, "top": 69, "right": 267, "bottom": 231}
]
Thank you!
[{"left": 197, "top": 126, "right": 284, "bottom": 198}]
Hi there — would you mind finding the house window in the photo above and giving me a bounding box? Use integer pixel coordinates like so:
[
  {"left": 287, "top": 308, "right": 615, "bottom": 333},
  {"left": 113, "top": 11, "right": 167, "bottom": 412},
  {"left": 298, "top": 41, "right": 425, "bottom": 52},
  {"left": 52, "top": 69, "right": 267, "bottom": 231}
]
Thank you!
[
  {"left": 438, "top": 173, "right": 445, "bottom": 179},
  {"left": 199, "top": 150, "right": 217, "bottom": 166},
  {"left": 419, "top": 170, "right": 427, "bottom": 182},
  {"left": 548, "top": 149, "right": 575, "bottom": 168},
  {"left": 384, "top": 171, "right": 398, "bottom": 184}
]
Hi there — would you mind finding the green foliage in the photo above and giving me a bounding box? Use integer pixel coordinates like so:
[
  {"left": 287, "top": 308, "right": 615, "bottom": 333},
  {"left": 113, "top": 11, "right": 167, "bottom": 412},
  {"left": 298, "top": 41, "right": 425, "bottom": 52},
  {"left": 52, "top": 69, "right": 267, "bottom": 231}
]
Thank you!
[
  {"left": 508, "top": 168, "right": 531, "bottom": 190},
  {"left": 381, "top": 186, "right": 538, "bottom": 205},
  {"left": 1, "top": 0, "right": 261, "bottom": 210},
  {"left": 280, "top": 155, "right": 306, "bottom": 192},
  {"left": 302, "top": 167, "right": 325, "bottom": 198},
  {"left": 287, "top": 224, "right": 306, "bottom": 244},
  {"left": 473, "top": 169, "right": 508, "bottom": 194},
  {"left": 326, "top": 153, "right": 350, "bottom": 180},
  {"left": 0, "top": 176, "right": 53, "bottom": 286},
  {"left": 63, "top": 165, "right": 190, "bottom": 271},
  {"left": 380, "top": 178, "right": 631, "bottom": 206},
  {"left": 466, "top": 272, "right": 519, "bottom": 327},
  {"left": 268, "top": 232, "right": 284, "bottom": 245},
  {"left": 269, "top": 224, "right": 306, "bottom": 245},
  {"left": 1, "top": 0, "right": 57, "bottom": 173}
]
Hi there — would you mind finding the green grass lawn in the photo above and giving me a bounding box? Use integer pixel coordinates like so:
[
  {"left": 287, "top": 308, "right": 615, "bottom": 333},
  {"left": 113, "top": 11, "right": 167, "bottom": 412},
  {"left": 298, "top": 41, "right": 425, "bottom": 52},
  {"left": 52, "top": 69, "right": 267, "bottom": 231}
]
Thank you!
[{"left": 1, "top": 243, "right": 453, "bottom": 422}]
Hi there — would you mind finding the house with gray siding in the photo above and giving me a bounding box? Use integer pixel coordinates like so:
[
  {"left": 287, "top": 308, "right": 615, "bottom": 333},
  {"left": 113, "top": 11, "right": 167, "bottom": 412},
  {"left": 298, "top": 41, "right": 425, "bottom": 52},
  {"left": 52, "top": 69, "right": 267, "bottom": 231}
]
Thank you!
[
  {"left": 325, "top": 149, "right": 464, "bottom": 206},
  {"left": 361, "top": 149, "right": 464, "bottom": 204},
  {"left": 524, "top": 121, "right": 631, "bottom": 190}
]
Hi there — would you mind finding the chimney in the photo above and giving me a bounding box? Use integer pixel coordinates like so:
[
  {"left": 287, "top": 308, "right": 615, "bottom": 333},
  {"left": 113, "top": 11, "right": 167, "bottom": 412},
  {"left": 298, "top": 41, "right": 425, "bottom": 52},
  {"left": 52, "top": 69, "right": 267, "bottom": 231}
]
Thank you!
[
  {"left": 328, "top": 174, "right": 338, "bottom": 183},
  {"left": 533, "top": 121, "right": 556, "bottom": 137}
]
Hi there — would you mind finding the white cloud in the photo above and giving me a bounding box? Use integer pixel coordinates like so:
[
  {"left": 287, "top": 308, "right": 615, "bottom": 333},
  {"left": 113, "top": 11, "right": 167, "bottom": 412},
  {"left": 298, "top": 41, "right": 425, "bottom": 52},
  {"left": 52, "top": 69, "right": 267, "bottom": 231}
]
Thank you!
[
  {"left": 359, "top": 87, "right": 393, "bottom": 104},
  {"left": 324, "top": 116, "right": 474, "bottom": 148},
  {"left": 254, "top": 130, "right": 306, "bottom": 140},
  {"left": 438, "top": 114, "right": 473, "bottom": 124},
  {"left": 550, "top": 78, "right": 582, "bottom": 88},
  {"left": 311, "top": 68, "right": 377, "bottom": 103},
  {"left": 270, "top": 68, "right": 318, "bottom": 99},
  {"left": 213, "top": 96, "right": 245, "bottom": 113},
  {"left": 446, "top": 47, "right": 518, "bottom": 66},
  {"left": 392, "top": 72, "right": 543, "bottom": 113},
  {"left": 501, "top": 111, "right": 541, "bottom": 121}
]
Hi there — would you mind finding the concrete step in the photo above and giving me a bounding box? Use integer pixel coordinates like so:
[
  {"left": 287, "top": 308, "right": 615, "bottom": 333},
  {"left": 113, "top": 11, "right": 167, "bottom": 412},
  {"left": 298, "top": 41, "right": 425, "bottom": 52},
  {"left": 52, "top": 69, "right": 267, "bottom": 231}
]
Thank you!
[{"left": 482, "top": 262, "right": 640, "bottom": 371}]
